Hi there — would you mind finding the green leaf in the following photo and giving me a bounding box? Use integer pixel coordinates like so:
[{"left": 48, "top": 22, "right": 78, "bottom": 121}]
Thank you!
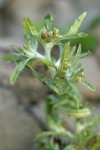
[
  {"left": 1, "top": 53, "right": 26, "bottom": 62},
  {"left": 44, "top": 13, "right": 54, "bottom": 31},
  {"left": 69, "top": 45, "right": 76, "bottom": 61},
  {"left": 24, "top": 33, "right": 38, "bottom": 52},
  {"left": 66, "top": 12, "right": 87, "bottom": 36},
  {"left": 36, "top": 58, "right": 56, "bottom": 69},
  {"left": 27, "top": 64, "right": 43, "bottom": 81},
  {"left": 68, "top": 81, "right": 81, "bottom": 99},
  {"left": 80, "top": 79, "right": 96, "bottom": 91},
  {"left": 53, "top": 98, "right": 69, "bottom": 108},
  {"left": 10, "top": 58, "right": 30, "bottom": 85},
  {"left": 57, "top": 32, "right": 88, "bottom": 43},
  {"left": 23, "top": 18, "right": 39, "bottom": 37},
  {"left": 63, "top": 145, "right": 76, "bottom": 150},
  {"left": 79, "top": 50, "right": 91, "bottom": 59},
  {"left": 64, "top": 108, "right": 91, "bottom": 118},
  {"left": 58, "top": 42, "right": 70, "bottom": 76},
  {"left": 45, "top": 78, "right": 70, "bottom": 95},
  {"left": 67, "top": 63, "right": 83, "bottom": 80},
  {"left": 72, "top": 44, "right": 81, "bottom": 66},
  {"left": 35, "top": 131, "right": 54, "bottom": 140}
]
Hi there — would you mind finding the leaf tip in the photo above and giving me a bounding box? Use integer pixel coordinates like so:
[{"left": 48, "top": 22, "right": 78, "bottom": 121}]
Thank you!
[{"left": 45, "top": 13, "right": 53, "bottom": 21}]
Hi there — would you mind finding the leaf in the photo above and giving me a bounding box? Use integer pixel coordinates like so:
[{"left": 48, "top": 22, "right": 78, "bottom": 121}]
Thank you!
[
  {"left": 68, "top": 81, "right": 81, "bottom": 99},
  {"left": 35, "top": 131, "right": 54, "bottom": 140},
  {"left": 53, "top": 98, "right": 69, "bottom": 108},
  {"left": 80, "top": 79, "right": 96, "bottom": 91},
  {"left": 1, "top": 53, "right": 26, "bottom": 62},
  {"left": 44, "top": 13, "right": 54, "bottom": 31},
  {"left": 45, "top": 78, "right": 70, "bottom": 95},
  {"left": 58, "top": 42, "right": 70, "bottom": 76},
  {"left": 11, "top": 45, "right": 23, "bottom": 53},
  {"left": 36, "top": 58, "right": 56, "bottom": 69},
  {"left": 27, "top": 65, "right": 43, "bottom": 81},
  {"left": 79, "top": 50, "right": 91, "bottom": 59},
  {"left": 24, "top": 33, "right": 38, "bottom": 52},
  {"left": 63, "top": 145, "right": 76, "bottom": 150},
  {"left": 64, "top": 108, "right": 91, "bottom": 118},
  {"left": 57, "top": 32, "right": 88, "bottom": 43},
  {"left": 23, "top": 18, "right": 39, "bottom": 37},
  {"left": 66, "top": 12, "right": 87, "bottom": 36},
  {"left": 69, "top": 45, "right": 76, "bottom": 61},
  {"left": 10, "top": 58, "right": 30, "bottom": 85},
  {"left": 67, "top": 63, "right": 83, "bottom": 80},
  {"left": 72, "top": 44, "right": 81, "bottom": 66}
]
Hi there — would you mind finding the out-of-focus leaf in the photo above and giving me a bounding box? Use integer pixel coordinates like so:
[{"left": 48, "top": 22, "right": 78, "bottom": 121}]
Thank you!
[
  {"left": 65, "top": 12, "right": 87, "bottom": 36},
  {"left": 35, "top": 131, "right": 54, "bottom": 140},
  {"left": 57, "top": 33, "right": 88, "bottom": 43},
  {"left": 68, "top": 35, "right": 97, "bottom": 53},
  {"left": 80, "top": 79, "right": 96, "bottom": 91},
  {"left": 79, "top": 50, "right": 91, "bottom": 59},
  {"left": 63, "top": 145, "right": 76, "bottom": 150},
  {"left": 64, "top": 108, "right": 91, "bottom": 118},
  {"left": 44, "top": 13, "right": 54, "bottom": 31},
  {"left": 1, "top": 53, "right": 26, "bottom": 62},
  {"left": 90, "top": 135, "right": 100, "bottom": 150},
  {"left": 53, "top": 98, "right": 70, "bottom": 108}
]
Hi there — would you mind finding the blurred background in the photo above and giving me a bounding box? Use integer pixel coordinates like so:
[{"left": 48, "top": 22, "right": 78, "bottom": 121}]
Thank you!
[{"left": 0, "top": 0, "right": 100, "bottom": 150}]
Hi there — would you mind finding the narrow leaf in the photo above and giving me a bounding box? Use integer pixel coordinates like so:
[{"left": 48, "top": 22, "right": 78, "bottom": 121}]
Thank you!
[
  {"left": 35, "top": 131, "right": 54, "bottom": 140},
  {"left": 65, "top": 108, "right": 91, "bottom": 118},
  {"left": 79, "top": 50, "right": 91, "bottom": 59},
  {"left": 24, "top": 33, "right": 38, "bottom": 52},
  {"left": 44, "top": 13, "right": 54, "bottom": 31},
  {"left": 10, "top": 59, "right": 30, "bottom": 85},
  {"left": 69, "top": 46, "right": 76, "bottom": 60},
  {"left": 58, "top": 42, "right": 70, "bottom": 76},
  {"left": 23, "top": 18, "right": 39, "bottom": 37},
  {"left": 1, "top": 53, "right": 26, "bottom": 62},
  {"left": 80, "top": 79, "right": 96, "bottom": 91},
  {"left": 36, "top": 58, "right": 56, "bottom": 69},
  {"left": 72, "top": 44, "right": 81, "bottom": 65},
  {"left": 66, "top": 12, "right": 87, "bottom": 36},
  {"left": 57, "top": 32, "right": 88, "bottom": 43},
  {"left": 53, "top": 99, "right": 69, "bottom": 108},
  {"left": 68, "top": 81, "right": 81, "bottom": 99}
]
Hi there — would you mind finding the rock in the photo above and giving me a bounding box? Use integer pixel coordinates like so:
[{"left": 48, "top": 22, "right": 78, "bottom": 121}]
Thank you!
[
  {"left": 79, "top": 56, "right": 100, "bottom": 101},
  {"left": 0, "top": 88, "right": 40, "bottom": 150},
  {"left": 15, "top": 70, "right": 47, "bottom": 105}
]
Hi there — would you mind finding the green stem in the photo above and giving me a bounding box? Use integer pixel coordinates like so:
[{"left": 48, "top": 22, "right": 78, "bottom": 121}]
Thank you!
[
  {"left": 44, "top": 43, "right": 55, "bottom": 77},
  {"left": 45, "top": 96, "right": 54, "bottom": 118}
]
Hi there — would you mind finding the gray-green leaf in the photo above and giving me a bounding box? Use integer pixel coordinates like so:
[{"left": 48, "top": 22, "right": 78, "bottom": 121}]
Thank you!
[
  {"left": 80, "top": 79, "right": 96, "bottom": 91},
  {"left": 44, "top": 13, "right": 54, "bottom": 31},
  {"left": 23, "top": 18, "right": 39, "bottom": 37},
  {"left": 36, "top": 58, "right": 56, "bottom": 69},
  {"left": 66, "top": 12, "right": 87, "bottom": 36},
  {"left": 58, "top": 42, "right": 70, "bottom": 76},
  {"left": 72, "top": 44, "right": 82, "bottom": 66},
  {"left": 10, "top": 59, "right": 30, "bottom": 85},
  {"left": 24, "top": 33, "right": 38, "bottom": 52},
  {"left": 1, "top": 53, "right": 26, "bottom": 62}
]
